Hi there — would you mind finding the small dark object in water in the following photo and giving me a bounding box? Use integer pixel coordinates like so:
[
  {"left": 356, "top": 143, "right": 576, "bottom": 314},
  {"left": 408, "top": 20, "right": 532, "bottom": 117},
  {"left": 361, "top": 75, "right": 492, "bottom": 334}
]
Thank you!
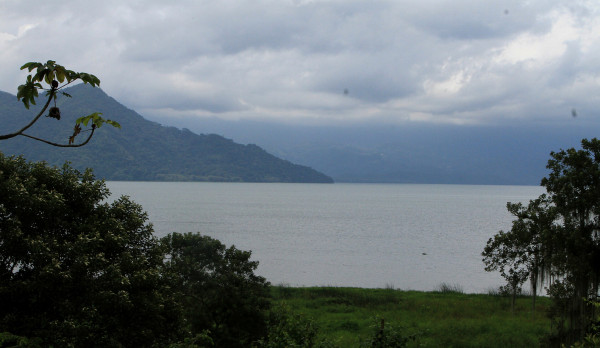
[{"left": 422, "top": 252, "right": 427, "bottom": 255}]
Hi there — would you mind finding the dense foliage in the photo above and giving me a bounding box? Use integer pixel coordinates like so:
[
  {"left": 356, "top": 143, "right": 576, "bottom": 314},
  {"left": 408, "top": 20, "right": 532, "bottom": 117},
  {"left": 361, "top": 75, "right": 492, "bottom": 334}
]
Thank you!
[
  {"left": 0, "top": 154, "right": 178, "bottom": 346},
  {"left": 0, "top": 84, "right": 333, "bottom": 183},
  {"left": 161, "top": 233, "right": 271, "bottom": 347},
  {"left": 483, "top": 138, "right": 600, "bottom": 346},
  {"left": 0, "top": 154, "right": 271, "bottom": 347}
]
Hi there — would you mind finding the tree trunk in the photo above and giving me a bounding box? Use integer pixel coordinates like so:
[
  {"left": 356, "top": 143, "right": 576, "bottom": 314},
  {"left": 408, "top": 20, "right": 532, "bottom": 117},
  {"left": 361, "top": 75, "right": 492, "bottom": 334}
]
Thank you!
[{"left": 512, "top": 289, "right": 516, "bottom": 314}]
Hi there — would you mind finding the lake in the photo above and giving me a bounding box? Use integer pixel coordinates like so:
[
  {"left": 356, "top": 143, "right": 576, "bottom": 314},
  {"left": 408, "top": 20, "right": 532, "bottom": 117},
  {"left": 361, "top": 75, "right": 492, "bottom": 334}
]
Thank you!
[{"left": 106, "top": 182, "right": 545, "bottom": 293}]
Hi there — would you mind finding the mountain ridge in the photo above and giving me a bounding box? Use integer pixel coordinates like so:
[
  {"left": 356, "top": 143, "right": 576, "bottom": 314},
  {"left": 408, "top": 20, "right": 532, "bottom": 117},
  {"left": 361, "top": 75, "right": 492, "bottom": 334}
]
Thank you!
[
  {"left": 141, "top": 114, "right": 599, "bottom": 185},
  {"left": 0, "top": 85, "right": 333, "bottom": 183}
]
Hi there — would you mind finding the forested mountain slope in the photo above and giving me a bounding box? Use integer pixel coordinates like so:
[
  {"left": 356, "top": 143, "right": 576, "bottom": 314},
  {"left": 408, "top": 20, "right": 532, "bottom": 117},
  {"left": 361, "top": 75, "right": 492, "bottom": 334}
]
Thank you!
[{"left": 0, "top": 85, "right": 333, "bottom": 183}]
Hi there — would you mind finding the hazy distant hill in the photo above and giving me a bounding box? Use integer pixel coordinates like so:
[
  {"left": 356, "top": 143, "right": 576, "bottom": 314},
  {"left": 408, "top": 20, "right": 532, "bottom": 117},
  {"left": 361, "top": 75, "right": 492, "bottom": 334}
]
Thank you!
[
  {"left": 0, "top": 85, "right": 333, "bottom": 183},
  {"left": 144, "top": 115, "right": 600, "bottom": 185}
]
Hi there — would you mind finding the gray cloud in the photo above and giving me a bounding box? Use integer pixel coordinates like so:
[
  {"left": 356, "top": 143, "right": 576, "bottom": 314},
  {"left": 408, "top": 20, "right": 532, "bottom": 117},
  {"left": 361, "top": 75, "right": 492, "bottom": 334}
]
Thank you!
[{"left": 1, "top": 0, "right": 599, "bottom": 126}]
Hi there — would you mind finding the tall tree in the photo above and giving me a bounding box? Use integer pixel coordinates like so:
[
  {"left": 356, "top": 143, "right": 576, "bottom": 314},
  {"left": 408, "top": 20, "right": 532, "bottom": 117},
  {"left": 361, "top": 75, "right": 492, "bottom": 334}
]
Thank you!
[
  {"left": 0, "top": 60, "right": 119, "bottom": 146},
  {"left": 541, "top": 138, "right": 600, "bottom": 341},
  {"left": 483, "top": 138, "right": 600, "bottom": 345},
  {"left": 482, "top": 195, "right": 556, "bottom": 313}
]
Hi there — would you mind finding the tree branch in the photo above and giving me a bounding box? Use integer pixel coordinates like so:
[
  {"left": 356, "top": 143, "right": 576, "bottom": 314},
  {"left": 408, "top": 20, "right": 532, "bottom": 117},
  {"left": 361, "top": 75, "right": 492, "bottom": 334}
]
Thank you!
[
  {"left": 0, "top": 89, "right": 55, "bottom": 140},
  {"left": 19, "top": 127, "right": 95, "bottom": 148}
]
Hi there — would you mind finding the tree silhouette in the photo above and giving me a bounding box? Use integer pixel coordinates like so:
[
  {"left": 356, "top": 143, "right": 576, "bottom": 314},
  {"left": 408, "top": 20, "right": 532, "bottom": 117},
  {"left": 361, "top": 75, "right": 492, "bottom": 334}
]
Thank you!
[{"left": 483, "top": 138, "right": 600, "bottom": 345}]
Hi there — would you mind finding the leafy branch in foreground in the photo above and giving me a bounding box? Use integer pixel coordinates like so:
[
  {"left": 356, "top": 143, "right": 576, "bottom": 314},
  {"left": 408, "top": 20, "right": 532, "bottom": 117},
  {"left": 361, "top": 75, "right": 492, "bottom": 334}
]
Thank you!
[{"left": 0, "top": 60, "right": 120, "bottom": 147}]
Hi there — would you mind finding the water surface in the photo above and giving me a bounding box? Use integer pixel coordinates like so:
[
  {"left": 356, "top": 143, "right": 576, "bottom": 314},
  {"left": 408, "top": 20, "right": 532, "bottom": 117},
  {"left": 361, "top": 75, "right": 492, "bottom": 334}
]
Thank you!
[{"left": 106, "top": 182, "right": 544, "bottom": 293}]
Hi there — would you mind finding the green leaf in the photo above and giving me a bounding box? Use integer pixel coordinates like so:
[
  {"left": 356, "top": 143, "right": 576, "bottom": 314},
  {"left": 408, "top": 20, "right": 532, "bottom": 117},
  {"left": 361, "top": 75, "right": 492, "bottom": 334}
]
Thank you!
[
  {"left": 17, "top": 61, "right": 102, "bottom": 113},
  {"left": 20, "top": 62, "right": 42, "bottom": 72},
  {"left": 44, "top": 68, "right": 53, "bottom": 85},
  {"left": 106, "top": 120, "right": 121, "bottom": 129},
  {"left": 16, "top": 77, "right": 42, "bottom": 109},
  {"left": 75, "top": 113, "right": 120, "bottom": 130},
  {"left": 76, "top": 113, "right": 96, "bottom": 127},
  {"left": 55, "top": 66, "right": 66, "bottom": 83},
  {"left": 32, "top": 69, "right": 47, "bottom": 83}
]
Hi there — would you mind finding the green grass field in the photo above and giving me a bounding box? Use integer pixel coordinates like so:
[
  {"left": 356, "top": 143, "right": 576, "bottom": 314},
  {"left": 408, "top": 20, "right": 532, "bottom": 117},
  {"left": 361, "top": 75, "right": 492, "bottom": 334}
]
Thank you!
[{"left": 270, "top": 285, "right": 552, "bottom": 347}]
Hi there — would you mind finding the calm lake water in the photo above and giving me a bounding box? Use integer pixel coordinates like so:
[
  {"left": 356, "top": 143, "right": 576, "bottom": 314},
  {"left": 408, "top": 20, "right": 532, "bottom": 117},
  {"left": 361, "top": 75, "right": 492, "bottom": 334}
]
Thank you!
[{"left": 106, "top": 182, "right": 545, "bottom": 293}]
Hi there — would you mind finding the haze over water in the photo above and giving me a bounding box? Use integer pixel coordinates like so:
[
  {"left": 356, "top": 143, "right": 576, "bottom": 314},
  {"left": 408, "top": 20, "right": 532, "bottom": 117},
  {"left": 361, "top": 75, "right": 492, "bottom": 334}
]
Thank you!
[{"left": 107, "top": 182, "right": 544, "bottom": 293}]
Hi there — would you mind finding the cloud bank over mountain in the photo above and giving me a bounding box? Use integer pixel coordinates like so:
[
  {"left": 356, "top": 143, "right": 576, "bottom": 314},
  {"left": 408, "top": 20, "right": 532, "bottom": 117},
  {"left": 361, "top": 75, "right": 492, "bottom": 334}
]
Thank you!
[{"left": 1, "top": 1, "right": 599, "bottom": 127}]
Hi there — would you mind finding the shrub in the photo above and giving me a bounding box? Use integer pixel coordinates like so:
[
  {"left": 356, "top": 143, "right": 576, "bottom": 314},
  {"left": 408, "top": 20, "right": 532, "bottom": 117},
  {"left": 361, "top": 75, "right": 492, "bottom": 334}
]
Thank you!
[
  {"left": 435, "top": 283, "right": 464, "bottom": 294},
  {"left": 0, "top": 154, "right": 181, "bottom": 347}
]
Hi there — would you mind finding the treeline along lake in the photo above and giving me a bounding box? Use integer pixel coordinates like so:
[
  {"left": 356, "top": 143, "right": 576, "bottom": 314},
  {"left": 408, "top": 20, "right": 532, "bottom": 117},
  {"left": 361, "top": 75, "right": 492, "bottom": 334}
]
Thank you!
[{"left": 106, "top": 182, "right": 544, "bottom": 293}]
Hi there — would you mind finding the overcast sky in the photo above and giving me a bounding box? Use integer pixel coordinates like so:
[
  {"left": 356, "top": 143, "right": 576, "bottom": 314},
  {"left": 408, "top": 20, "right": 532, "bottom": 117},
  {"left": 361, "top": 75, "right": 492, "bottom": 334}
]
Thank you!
[{"left": 1, "top": 0, "right": 599, "bottom": 127}]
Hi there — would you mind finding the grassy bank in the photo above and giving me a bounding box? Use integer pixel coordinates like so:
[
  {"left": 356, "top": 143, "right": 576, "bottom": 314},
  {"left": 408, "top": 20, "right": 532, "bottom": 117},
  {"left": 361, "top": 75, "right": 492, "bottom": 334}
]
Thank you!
[{"left": 270, "top": 285, "right": 551, "bottom": 347}]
